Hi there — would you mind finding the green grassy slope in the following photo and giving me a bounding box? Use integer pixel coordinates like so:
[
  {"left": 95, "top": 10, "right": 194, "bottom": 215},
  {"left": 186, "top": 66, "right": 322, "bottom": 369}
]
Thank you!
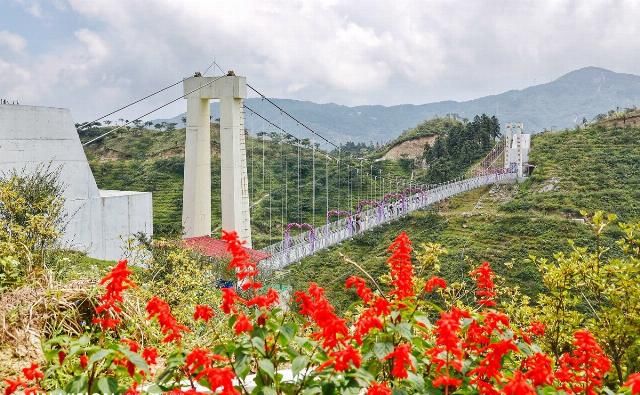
[{"left": 278, "top": 124, "right": 640, "bottom": 310}]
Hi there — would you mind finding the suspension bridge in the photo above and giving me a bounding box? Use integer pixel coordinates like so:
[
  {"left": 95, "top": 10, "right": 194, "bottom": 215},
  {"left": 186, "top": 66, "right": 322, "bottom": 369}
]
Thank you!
[{"left": 78, "top": 67, "right": 530, "bottom": 266}]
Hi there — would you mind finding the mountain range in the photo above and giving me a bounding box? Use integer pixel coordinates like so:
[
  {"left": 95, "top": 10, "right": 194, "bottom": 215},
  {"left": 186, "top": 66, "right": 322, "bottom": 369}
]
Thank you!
[{"left": 155, "top": 67, "right": 640, "bottom": 144}]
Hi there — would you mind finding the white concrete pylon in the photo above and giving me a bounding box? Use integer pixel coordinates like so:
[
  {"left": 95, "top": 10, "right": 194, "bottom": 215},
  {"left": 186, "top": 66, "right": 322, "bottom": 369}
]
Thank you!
[{"left": 182, "top": 74, "right": 252, "bottom": 246}]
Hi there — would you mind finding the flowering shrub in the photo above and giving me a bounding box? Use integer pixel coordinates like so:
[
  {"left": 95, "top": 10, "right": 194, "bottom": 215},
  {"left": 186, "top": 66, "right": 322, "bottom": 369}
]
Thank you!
[{"left": 3, "top": 230, "right": 640, "bottom": 394}]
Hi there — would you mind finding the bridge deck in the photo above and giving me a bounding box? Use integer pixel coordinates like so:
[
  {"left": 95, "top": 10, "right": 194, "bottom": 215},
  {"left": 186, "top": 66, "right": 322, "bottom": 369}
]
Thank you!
[{"left": 259, "top": 172, "right": 517, "bottom": 269}]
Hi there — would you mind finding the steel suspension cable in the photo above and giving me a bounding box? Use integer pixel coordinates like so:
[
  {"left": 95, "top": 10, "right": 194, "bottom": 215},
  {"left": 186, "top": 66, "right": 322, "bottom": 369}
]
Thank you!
[
  {"left": 77, "top": 77, "right": 185, "bottom": 130},
  {"left": 245, "top": 83, "right": 339, "bottom": 149},
  {"left": 83, "top": 75, "right": 226, "bottom": 146}
]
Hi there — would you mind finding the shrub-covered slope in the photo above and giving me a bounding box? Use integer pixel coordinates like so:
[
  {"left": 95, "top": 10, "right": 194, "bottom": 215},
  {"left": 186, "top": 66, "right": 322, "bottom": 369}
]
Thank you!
[{"left": 281, "top": 124, "right": 640, "bottom": 310}]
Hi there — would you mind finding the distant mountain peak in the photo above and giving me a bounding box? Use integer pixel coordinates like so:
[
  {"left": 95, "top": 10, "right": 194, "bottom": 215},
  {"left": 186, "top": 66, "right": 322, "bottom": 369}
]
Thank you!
[
  {"left": 555, "top": 66, "right": 624, "bottom": 82},
  {"left": 155, "top": 67, "right": 640, "bottom": 143}
]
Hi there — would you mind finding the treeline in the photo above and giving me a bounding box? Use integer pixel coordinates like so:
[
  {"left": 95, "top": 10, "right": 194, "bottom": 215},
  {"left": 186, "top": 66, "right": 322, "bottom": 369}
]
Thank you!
[{"left": 423, "top": 114, "right": 500, "bottom": 182}]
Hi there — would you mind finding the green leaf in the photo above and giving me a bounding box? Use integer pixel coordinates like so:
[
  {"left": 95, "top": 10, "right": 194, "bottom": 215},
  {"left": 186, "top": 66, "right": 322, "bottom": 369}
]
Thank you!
[
  {"left": 292, "top": 355, "right": 309, "bottom": 377},
  {"left": 373, "top": 342, "right": 394, "bottom": 359},
  {"left": 89, "top": 349, "right": 113, "bottom": 365},
  {"left": 396, "top": 322, "right": 413, "bottom": 340},
  {"left": 65, "top": 375, "right": 88, "bottom": 393},
  {"left": 258, "top": 358, "right": 275, "bottom": 379},
  {"left": 251, "top": 336, "right": 266, "bottom": 354},
  {"left": 119, "top": 348, "right": 149, "bottom": 373},
  {"left": 413, "top": 314, "right": 431, "bottom": 327},
  {"left": 96, "top": 377, "right": 118, "bottom": 394},
  {"left": 262, "top": 387, "right": 277, "bottom": 395},
  {"left": 279, "top": 322, "right": 297, "bottom": 341},
  {"left": 78, "top": 335, "right": 90, "bottom": 346},
  {"left": 145, "top": 384, "right": 163, "bottom": 394}
]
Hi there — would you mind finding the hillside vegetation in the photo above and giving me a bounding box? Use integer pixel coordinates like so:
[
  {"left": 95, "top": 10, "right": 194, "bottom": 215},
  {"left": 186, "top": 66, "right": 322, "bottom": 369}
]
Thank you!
[
  {"left": 83, "top": 126, "right": 415, "bottom": 248},
  {"left": 280, "top": 123, "right": 640, "bottom": 310}
]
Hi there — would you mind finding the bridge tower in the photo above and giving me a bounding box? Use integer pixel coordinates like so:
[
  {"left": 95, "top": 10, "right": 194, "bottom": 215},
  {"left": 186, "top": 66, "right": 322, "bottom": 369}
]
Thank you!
[
  {"left": 182, "top": 73, "right": 252, "bottom": 247},
  {"left": 504, "top": 122, "right": 530, "bottom": 178}
]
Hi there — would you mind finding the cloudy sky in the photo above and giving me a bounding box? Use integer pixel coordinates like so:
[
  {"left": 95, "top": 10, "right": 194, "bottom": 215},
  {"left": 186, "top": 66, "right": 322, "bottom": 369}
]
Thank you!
[{"left": 1, "top": 0, "right": 639, "bottom": 122}]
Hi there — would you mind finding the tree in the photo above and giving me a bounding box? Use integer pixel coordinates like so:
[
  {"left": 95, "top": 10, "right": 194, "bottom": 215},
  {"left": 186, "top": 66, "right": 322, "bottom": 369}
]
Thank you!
[{"left": 530, "top": 211, "right": 640, "bottom": 385}]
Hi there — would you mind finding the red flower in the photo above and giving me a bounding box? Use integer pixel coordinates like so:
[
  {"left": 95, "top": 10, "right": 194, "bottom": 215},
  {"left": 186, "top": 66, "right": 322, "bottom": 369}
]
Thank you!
[
  {"left": 121, "top": 338, "right": 140, "bottom": 353},
  {"left": 345, "top": 276, "right": 374, "bottom": 303},
  {"left": 331, "top": 345, "right": 362, "bottom": 372},
  {"left": 503, "top": 371, "right": 536, "bottom": 395},
  {"left": 432, "top": 375, "right": 462, "bottom": 390},
  {"left": 425, "top": 276, "right": 447, "bottom": 292},
  {"left": 3, "top": 378, "right": 26, "bottom": 395},
  {"left": 353, "top": 308, "right": 383, "bottom": 344},
  {"left": 523, "top": 352, "right": 553, "bottom": 386},
  {"left": 194, "top": 305, "right": 215, "bottom": 322},
  {"left": 387, "top": 232, "right": 415, "bottom": 301},
  {"left": 294, "top": 283, "right": 349, "bottom": 349},
  {"left": 57, "top": 351, "right": 66, "bottom": 365},
  {"left": 79, "top": 354, "right": 88, "bottom": 369},
  {"left": 185, "top": 348, "right": 213, "bottom": 374},
  {"left": 469, "top": 339, "right": 518, "bottom": 381},
  {"left": 625, "top": 373, "right": 640, "bottom": 395},
  {"left": 93, "top": 259, "right": 135, "bottom": 330},
  {"left": 234, "top": 313, "right": 253, "bottom": 335},
  {"left": 528, "top": 321, "right": 545, "bottom": 336},
  {"left": 146, "top": 296, "right": 189, "bottom": 343},
  {"left": 221, "top": 288, "right": 240, "bottom": 314},
  {"left": 372, "top": 297, "right": 391, "bottom": 316},
  {"left": 556, "top": 329, "right": 612, "bottom": 395},
  {"left": 367, "top": 382, "right": 391, "bottom": 395},
  {"left": 196, "top": 366, "right": 240, "bottom": 395},
  {"left": 385, "top": 343, "right": 414, "bottom": 379},
  {"left": 222, "top": 230, "right": 260, "bottom": 291},
  {"left": 22, "top": 363, "right": 43, "bottom": 381},
  {"left": 124, "top": 383, "right": 140, "bottom": 395},
  {"left": 245, "top": 288, "right": 279, "bottom": 309},
  {"left": 470, "top": 261, "right": 497, "bottom": 307},
  {"left": 429, "top": 310, "right": 464, "bottom": 374},
  {"left": 521, "top": 321, "right": 545, "bottom": 344},
  {"left": 142, "top": 347, "right": 158, "bottom": 365}
]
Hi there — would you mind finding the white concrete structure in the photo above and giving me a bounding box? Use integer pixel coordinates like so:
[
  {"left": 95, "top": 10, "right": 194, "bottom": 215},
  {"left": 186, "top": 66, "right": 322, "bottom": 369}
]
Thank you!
[
  {"left": 0, "top": 104, "right": 152, "bottom": 260},
  {"left": 182, "top": 74, "right": 252, "bottom": 246},
  {"left": 504, "top": 122, "right": 531, "bottom": 178}
]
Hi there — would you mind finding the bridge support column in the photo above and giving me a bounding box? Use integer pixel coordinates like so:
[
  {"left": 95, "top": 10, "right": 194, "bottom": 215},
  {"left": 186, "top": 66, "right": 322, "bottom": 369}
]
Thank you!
[
  {"left": 182, "top": 74, "right": 252, "bottom": 246},
  {"left": 220, "top": 97, "right": 252, "bottom": 247},
  {"left": 183, "top": 95, "right": 212, "bottom": 238}
]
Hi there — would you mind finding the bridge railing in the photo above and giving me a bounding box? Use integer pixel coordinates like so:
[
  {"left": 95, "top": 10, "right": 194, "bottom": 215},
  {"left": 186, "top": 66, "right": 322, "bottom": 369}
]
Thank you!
[{"left": 259, "top": 171, "right": 517, "bottom": 270}]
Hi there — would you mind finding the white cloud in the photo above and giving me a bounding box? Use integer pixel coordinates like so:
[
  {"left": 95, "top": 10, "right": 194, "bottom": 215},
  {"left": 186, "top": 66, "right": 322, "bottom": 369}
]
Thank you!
[
  {"left": 0, "top": 30, "right": 27, "bottom": 53},
  {"left": 3, "top": 0, "right": 640, "bottom": 120}
]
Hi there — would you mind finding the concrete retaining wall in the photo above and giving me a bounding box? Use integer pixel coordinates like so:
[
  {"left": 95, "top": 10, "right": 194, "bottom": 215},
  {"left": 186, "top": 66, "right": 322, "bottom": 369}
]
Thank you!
[{"left": 0, "top": 104, "right": 152, "bottom": 261}]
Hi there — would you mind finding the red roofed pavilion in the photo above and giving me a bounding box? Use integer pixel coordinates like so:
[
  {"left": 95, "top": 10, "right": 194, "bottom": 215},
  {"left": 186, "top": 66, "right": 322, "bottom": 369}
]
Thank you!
[{"left": 184, "top": 235, "right": 271, "bottom": 263}]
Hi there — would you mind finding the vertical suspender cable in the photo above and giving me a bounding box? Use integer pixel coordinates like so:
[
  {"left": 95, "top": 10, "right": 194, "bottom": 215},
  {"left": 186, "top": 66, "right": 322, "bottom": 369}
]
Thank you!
[
  {"left": 337, "top": 145, "right": 341, "bottom": 211},
  {"left": 312, "top": 140, "right": 316, "bottom": 228},
  {"left": 297, "top": 142, "right": 301, "bottom": 223},
  {"left": 325, "top": 153, "right": 329, "bottom": 224}
]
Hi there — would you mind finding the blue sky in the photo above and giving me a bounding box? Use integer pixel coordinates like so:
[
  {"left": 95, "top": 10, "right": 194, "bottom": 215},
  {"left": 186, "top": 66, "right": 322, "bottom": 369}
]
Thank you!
[{"left": 1, "top": 0, "right": 640, "bottom": 122}]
